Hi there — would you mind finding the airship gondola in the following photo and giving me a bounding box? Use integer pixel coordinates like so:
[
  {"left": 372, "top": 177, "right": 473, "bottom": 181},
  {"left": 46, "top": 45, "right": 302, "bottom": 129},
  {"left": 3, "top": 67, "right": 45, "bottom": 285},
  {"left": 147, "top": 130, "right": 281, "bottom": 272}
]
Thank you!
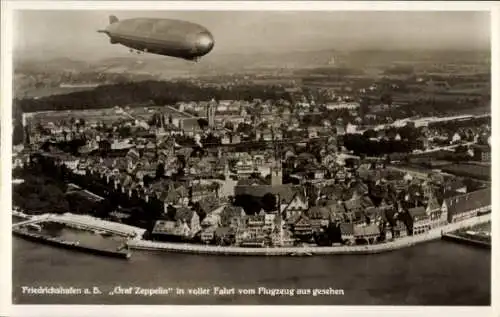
[{"left": 98, "top": 15, "right": 215, "bottom": 61}]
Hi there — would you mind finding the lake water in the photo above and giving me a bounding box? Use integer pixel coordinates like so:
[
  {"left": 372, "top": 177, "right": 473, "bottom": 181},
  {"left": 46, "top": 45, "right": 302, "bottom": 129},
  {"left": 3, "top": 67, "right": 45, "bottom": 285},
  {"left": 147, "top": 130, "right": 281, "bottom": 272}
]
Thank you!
[
  {"left": 37, "top": 221, "right": 126, "bottom": 251},
  {"left": 12, "top": 237, "right": 490, "bottom": 305}
]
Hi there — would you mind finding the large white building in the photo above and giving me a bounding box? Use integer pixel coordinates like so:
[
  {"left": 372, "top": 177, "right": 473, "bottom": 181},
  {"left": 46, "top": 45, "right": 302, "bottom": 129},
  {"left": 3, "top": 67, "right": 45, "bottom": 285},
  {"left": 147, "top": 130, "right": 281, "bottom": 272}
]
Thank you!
[{"left": 325, "top": 102, "right": 360, "bottom": 111}]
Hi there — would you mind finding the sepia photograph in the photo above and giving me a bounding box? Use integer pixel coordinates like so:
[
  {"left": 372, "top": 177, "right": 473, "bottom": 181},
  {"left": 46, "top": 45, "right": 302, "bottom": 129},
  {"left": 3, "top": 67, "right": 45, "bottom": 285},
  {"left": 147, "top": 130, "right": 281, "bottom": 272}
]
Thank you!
[{"left": 2, "top": 2, "right": 495, "bottom": 314}]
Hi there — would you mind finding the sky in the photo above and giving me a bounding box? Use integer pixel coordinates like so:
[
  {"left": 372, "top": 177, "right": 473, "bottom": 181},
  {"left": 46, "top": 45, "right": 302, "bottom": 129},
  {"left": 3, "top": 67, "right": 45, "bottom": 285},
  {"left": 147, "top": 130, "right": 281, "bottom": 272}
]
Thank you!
[{"left": 13, "top": 10, "right": 491, "bottom": 60}]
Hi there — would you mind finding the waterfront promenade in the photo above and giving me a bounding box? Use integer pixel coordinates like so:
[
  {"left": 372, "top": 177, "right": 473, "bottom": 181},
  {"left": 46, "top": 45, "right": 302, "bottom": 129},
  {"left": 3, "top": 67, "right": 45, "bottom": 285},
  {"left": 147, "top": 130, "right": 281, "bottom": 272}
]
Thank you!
[
  {"left": 12, "top": 210, "right": 490, "bottom": 256},
  {"left": 127, "top": 214, "right": 491, "bottom": 256}
]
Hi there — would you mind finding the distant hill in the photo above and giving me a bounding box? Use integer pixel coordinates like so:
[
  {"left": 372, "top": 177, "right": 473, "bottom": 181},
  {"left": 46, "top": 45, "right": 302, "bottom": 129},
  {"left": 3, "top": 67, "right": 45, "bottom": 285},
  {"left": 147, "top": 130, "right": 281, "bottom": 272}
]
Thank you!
[
  {"left": 14, "top": 57, "right": 94, "bottom": 73},
  {"left": 14, "top": 80, "right": 289, "bottom": 113},
  {"left": 14, "top": 49, "right": 344, "bottom": 75},
  {"left": 15, "top": 48, "right": 489, "bottom": 78},
  {"left": 13, "top": 48, "right": 490, "bottom": 101}
]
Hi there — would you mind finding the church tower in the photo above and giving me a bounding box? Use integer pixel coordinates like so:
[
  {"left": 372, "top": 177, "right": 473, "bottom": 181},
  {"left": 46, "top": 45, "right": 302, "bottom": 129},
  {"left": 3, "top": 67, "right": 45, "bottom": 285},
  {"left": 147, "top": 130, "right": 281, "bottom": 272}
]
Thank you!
[
  {"left": 271, "top": 129, "right": 282, "bottom": 186},
  {"left": 207, "top": 99, "right": 216, "bottom": 127},
  {"left": 271, "top": 158, "right": 283, "bottom": 186}
]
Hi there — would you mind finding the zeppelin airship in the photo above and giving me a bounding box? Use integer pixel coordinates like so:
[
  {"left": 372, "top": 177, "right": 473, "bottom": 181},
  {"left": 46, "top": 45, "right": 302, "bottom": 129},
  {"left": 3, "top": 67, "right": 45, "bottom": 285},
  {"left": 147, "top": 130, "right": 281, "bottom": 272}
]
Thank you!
[{"left": 98, "top": 15, "right": 215, "bottom": 61}]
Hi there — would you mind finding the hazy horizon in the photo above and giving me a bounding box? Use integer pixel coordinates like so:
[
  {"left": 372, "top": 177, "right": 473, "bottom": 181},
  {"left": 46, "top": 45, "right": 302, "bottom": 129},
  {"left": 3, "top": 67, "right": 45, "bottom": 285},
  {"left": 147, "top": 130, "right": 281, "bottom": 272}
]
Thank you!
[{"left": 14, "top": 11, "right": 490, "bottom": 61}]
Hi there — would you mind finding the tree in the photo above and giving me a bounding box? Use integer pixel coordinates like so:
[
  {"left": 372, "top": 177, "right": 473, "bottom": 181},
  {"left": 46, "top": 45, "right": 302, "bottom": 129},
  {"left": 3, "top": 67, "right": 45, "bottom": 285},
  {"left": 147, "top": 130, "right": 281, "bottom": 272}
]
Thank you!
[
  {"left": 397, "top": 125, "right": 416, "bottom": 140},
  {"left": 93, "top": 199, "right": 114, "bottom": 219},
  {"left": 16, "top": 80, "right": 289, "bottom": 114},
  {"left": 215, "top": 230, "right": 232, "bottom": 246},
  {"left": 224, "top": 122, "right": 234, "bottom": 131},
  {"left": 380, "top": 93, "right": 393, "bottom": 106},
  {"left": 313, "top": 229, "right": 332, "bottom": 246},
  {"left": 250, "top": 172, "right": 262, "bottom": 180},
  {"left": 13, "top": 123, "right": 24, "bottom": 145},
  {"left": 192, "top": 202, "right": 207, "bottom": 222},
  {"left": 155, "top": 163, "right": 165, "bottom": 179},
  {"left": 13, "top": 174, "right": 69, "bottom": 215},
  {"left": 359, "top": 97, "right": 370, "bottom": 117},
  {"left": 236, "top": 123, "right": 253, "bottom": 135},
  {"left": 143, "top": 175, "right": 155, "bottom": 187},
  {"left": 66, "top": 193, "right": 98, "bottom": 215},
  {"left": 166, "top": 204, "right": 177, "bottom": 220},
  {"left": 455, "top": 145, "right": 469, "bottom": 154},
  {"left": 197, "top": 118, "right": 209, "bottom": 130},
  {"left": 363, "top": 129, "right": 377, "bottom": 139},
  {"left": 261, "top": 193, "right": 277, "bottom": 212},
  {"left": 118, "top": 126, "right": 132, "bottom": 138},
  {"left": 234, "top": 194, "right": 262, "bottom": 215},
  {"left": 210, "top": 182, "right": 221, "bottom": 198}
]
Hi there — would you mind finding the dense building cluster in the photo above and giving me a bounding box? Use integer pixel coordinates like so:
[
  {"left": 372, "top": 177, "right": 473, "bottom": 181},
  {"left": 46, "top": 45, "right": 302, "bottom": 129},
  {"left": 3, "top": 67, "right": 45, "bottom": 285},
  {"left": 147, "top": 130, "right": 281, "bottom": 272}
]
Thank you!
[{"left": 13, "top": 88, "right": 491, "bottom": 248}]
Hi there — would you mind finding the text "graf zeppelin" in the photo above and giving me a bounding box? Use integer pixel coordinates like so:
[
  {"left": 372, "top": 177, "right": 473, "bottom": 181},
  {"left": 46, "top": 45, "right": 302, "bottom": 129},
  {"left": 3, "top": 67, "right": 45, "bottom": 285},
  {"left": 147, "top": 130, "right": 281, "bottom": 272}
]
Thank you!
[{"left": 110, "top": 286, "right": 174, "bottom": 296}]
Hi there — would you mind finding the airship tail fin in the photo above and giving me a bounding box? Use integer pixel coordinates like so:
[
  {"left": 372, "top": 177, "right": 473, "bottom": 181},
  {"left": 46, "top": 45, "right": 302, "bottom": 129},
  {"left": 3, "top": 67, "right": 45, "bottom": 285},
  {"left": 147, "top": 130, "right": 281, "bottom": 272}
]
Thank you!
[{"left": 109, "top": 15, "right": 119, "bottom": 24}]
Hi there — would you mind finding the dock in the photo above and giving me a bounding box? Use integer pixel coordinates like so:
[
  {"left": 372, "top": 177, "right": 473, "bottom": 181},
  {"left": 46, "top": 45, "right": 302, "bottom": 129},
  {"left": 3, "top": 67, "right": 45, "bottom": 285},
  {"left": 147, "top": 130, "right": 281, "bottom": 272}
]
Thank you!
[
  {"left": 11, "top": 213, "right": 142, "bottom": 259},
  {"left": 441, "top": 233, "right": 491, "bottom": 249},
  {"left": 127, "top": 213, "right": 491, "bottom": 256},
  {"left": 13, "top": 228, "right": 132, "bottom": 259}
]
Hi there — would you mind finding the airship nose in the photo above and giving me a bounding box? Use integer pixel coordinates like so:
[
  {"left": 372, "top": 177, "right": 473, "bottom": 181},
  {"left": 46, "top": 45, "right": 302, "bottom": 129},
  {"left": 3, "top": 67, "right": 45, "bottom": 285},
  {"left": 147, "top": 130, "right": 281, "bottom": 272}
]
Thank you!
[{"left": 195, "top": 31, "right": 214, "bottom": 54}]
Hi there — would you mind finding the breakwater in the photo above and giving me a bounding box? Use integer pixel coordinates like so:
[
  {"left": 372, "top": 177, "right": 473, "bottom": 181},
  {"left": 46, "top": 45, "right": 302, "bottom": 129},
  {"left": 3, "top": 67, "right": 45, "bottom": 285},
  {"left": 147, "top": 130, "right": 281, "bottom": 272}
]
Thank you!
[
  {"left": 442, "top": 233, "right": 491, "bottom": 249},
  {"left": 12, "top": 228, "right": 131, "bottom": 259},
  {"left": 128, "top": 214, "right": 491, "bottom": 256},
  {"left": 12, "top": 213, "right": 146, "bottom": 238}
]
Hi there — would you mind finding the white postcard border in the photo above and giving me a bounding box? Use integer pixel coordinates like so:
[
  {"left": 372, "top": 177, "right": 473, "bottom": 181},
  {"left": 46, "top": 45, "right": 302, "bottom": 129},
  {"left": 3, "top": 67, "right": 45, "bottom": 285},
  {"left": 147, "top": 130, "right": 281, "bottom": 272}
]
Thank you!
[{"left": 1, "top": 2, "right": 498, "bottom": 317}]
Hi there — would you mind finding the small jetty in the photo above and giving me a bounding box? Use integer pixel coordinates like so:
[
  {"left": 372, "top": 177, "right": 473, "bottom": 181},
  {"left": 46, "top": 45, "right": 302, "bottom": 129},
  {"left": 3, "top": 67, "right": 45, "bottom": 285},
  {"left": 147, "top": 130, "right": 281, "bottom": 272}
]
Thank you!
[
  {"left": 11, "top": 213, "right": 142, "bottom": 260},
  {"left": 12, "top": 228, "right": 132, "bottom": 259},
  {"left": 441, "top": 232, "right": 491, "bottom": 249}
]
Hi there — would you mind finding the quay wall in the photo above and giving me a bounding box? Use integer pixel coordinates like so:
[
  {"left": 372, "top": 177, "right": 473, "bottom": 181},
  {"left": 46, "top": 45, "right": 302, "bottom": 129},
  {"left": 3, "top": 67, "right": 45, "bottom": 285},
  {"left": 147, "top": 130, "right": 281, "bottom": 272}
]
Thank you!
[
  {"left": 12, "top": 229, "right": 131, "bottom": 259},
  {"left": 127, "top": 214, "right": 491, "bottom": 256},
  {"left": 442, "top": 233, "right": 491, "bottom": 249}
]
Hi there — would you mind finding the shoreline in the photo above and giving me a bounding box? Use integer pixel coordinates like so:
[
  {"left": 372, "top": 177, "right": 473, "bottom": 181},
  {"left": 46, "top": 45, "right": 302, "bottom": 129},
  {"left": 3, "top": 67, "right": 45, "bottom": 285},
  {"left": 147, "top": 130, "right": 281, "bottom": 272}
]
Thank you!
[
  {"left": 12, "top": 228, "right": 131, "bottom": 259},
  {"left": 12, "top": 210, "right": 490, "bottom": 256},
  {"left": 127, "top": 214, "right": 491, "bottom": 256},
  {"left": 441, "top": 233, "right": 491, "bottom": 249}
]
